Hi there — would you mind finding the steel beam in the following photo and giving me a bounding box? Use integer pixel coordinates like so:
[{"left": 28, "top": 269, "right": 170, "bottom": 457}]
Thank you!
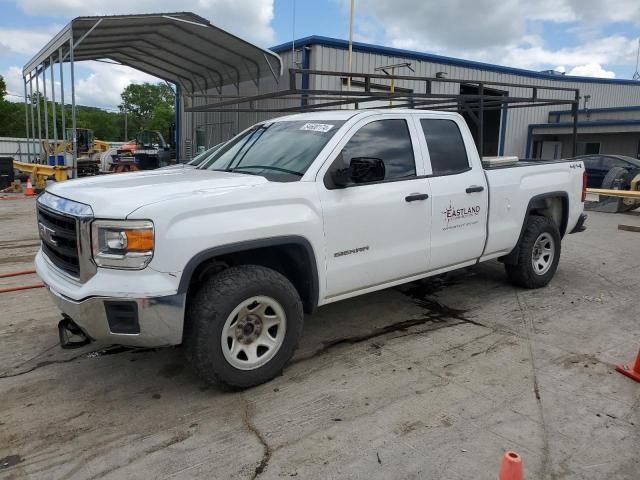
[
  {"left": 43, "top": 61, "right": 49, "bottom": 143},
  {"left": 50, "top": 55, "right": 58, "bottom": 155},
  {"left": 22, "top": 77, "right": 31, "bottom": 162},
  {"left": 59, "top": 47, "right": 66, "bottom": 155},
  {"left": 28, "top": 74, "right": 37, "bottom": 162},
  {"left": 69, "top": 37, "right": 77, "bottom": 178},
  {"left": 35, "top": 72, "right": 42, "bottom": 154},
  {"left": 572, "top": 91, "right": 579, "bottom": 157},
  {"left": 478, "top": 83, "right": 485, "bottom": 157}
]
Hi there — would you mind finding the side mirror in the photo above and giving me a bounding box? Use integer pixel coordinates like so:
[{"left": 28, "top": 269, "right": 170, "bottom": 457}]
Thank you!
[{"left": 331, "top": 157, "right": 385, "bottom": 187}]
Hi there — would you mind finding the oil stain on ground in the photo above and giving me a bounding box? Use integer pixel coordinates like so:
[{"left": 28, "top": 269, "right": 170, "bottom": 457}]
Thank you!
[
  {"left": 1, "top": 454, "right": 23, "bottom": 469},
  {"left": 158, "top": 363, "right": 185, "bottom": 379}
]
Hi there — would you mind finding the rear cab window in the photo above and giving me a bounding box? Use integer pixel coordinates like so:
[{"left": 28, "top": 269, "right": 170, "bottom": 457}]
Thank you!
[{"left": 419, "top": 119, "right": 470, "bottom": 176}]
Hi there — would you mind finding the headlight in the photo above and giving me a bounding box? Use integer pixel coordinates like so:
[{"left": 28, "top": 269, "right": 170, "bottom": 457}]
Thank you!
[{"left": 91, "top": 220, "right": 154, "bottom": 269}]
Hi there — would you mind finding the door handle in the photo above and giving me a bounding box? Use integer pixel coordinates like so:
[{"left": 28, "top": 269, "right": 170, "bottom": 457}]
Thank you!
[
  {"left": 405, "top": 193, "right": 429, "bottom": 202},
  {"left": 466, "top": 185, "right": 485, "bottom": 193}
]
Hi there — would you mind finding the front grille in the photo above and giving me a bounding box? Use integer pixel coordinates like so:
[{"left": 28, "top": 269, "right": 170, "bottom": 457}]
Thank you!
[{"left": 37, "top": 205, "right": 80, "bottom": 277}]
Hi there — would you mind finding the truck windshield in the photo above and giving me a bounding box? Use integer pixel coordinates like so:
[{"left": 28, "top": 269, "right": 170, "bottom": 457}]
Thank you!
[{"left": 200, "top": 120, "right": 345, "bottom": 181}]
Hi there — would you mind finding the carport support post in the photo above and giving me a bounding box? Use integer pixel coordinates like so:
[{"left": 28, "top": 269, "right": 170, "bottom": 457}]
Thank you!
[
  {"left": 571, "top": 90, "right": 579, "bottom": 157},
  {"left": 236, "top": 84, "right": 240, "bottom": 135},
  {"left": 23, "top": 77, "right": 31, "bottom": 162},
  {"left": 478, "top": 83, "right": 485, "bottom": 158},
  {"left": 35, "top": 72, "right": 42, "bottom": 158},
  {"left": 28, "top": 74, "right": 37, "bottom": 162},
  {"left": 43, "top": 61, "right": 49, "bottom": 145},
  {"left": 175, "top": 84, "right": 181, "bottom": 163},
  {"left": 69, "top": 37, "right": 77, "bottom": 178},
  {"left": 50, "top": 55, "right": 58, "bottom": 155},
  {"left": 59, "top": 47, "right": 66, "bottom": 153}
]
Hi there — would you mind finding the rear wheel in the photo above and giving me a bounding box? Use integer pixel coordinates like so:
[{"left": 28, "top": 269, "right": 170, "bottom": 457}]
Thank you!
[
  {"left": 184, "top": 265, "right": 304, "bottom": 389},
  {"left": 505, "top": 215, "right": 561, "bottom": 289}
]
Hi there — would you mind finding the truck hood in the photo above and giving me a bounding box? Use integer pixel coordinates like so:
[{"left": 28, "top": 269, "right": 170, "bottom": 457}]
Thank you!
[{"left": 47, "top": 169, "right": 269, "bottom": 217}]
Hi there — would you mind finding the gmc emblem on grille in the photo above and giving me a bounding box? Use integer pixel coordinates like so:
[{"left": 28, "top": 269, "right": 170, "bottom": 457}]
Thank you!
[{"left": 38, "top": 222, "right": 58, "bottom": 246}]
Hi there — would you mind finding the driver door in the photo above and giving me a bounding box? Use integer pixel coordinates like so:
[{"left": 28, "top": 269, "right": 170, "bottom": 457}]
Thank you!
[{"left": 317, "top": 116, "right": 432, "bottom": 299}]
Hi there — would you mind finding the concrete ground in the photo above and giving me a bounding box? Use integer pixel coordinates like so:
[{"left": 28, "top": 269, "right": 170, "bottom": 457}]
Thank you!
[{"left": 1, "top": 196, "right": 639, "bottom": 480}]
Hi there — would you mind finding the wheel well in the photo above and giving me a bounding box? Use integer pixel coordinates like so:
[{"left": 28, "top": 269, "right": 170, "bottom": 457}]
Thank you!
[
  {"left": 186, "top": 243, "right": 318, "bottom": 314},
  {"left": 528, "top": 195, "right": 568, "bottom": 236},
  {"left": 499, "top": 193, "right": 568, "bottom": 265}
]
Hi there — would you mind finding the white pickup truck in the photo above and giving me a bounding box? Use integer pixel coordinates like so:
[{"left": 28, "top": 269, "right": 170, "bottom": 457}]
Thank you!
[{"left": 35, "top": 110, "right": 587, "bottom": 388}]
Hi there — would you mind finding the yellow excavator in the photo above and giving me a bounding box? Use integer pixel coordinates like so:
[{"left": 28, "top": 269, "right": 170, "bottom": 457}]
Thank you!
[
  {"left": 40, "top": 128, "right": 109, "bottom": 176},
  {"left": 12, "top": 128, "right": 110, "bottom": 190}
]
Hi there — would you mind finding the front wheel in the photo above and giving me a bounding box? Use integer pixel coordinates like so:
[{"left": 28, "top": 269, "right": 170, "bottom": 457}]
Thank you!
[
  {"left": 184, "top": 265, "right": 304, "bottom": 389},
  {"left": 505, "top": 215, "right": 561, "bottom": 289}
]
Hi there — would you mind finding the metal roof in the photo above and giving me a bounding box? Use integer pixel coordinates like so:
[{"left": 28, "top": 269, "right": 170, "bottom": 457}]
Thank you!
[
  {"left": 23, "top": 12, "right": 283, "bottom": 93},
  {"left": 271, "top": 36, "right": 640, "bottom": 87}
]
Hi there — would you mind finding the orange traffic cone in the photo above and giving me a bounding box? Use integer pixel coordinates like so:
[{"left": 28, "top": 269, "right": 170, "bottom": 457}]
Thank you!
[
  {"left": 499, "top": 451, "right": 524, "bottom": 480},
  {"left": 24, "top": 177, "right": 35, "bottom": 197},
  {"left": 615, "top": 350, "right": 640, "bottom": 383}
]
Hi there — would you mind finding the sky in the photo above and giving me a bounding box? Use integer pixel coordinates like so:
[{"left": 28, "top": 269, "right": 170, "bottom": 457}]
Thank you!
[{"left": 1, "top": 0, "right": 639, "bottom": 109}]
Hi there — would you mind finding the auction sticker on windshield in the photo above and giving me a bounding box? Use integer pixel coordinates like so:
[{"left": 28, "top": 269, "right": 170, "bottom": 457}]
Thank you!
[{"left": 300, "top": 123, "right": 335, "bottom": 133}]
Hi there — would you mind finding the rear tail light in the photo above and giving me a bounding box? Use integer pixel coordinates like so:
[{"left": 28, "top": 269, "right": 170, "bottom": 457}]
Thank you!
[{"left": 581, "top": 170, "right": 587, "bottom": 202}]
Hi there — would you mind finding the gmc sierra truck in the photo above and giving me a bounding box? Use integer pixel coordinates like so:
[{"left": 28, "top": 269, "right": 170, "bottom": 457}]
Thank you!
[{"left": 35, "top": 110, "right": 587, "bottom": 388}]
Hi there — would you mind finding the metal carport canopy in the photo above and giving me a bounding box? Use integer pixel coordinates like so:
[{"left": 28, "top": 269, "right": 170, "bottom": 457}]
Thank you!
[{"left": 22, "top": 12, "right": 283, "bottom": 92}]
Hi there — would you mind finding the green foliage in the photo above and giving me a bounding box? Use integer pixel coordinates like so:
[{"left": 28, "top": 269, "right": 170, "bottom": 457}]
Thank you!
[
  {"left": 76, "top": 107, "right": 124, "bottom": 140},
  {"left": 0, "top": 75, "right": 7, "bottom": 100},
  {"left": 0, "top": 101, "right": 26, "bottom": 137},
  {"left": 0, "top": 81, "right": 175, "bottom": 142},
  {"left": 120, "top": 82, "right": 175, "bottom": 139},
  {"left": 0, "top": 95, "right": 125, "bottom": 140},
  {"left": 147, "top": 102, "right": 175, "bottom": 141},
  {"left": 0, "top": 74, "right": 22, "bottom": 137}
]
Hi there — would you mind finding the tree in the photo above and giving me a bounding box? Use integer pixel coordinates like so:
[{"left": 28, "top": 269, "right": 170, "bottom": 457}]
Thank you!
[
  {"left": 0, "top": 101, "right": 26, "bottom": 137},
  {"left": 0, "top": 79, "right": 175, "bottom": 142},
  {"left": 0, "top": 75, "right": 26, "bottom": 137},
  {"left": 119, "top": 82, "right": 175, "bottom": 140},
  {"left": 0, "top": 75, "right": 7, "bottom": 101}
]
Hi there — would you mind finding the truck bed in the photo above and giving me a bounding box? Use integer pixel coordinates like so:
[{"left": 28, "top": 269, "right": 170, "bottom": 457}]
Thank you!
[{"left": 483, "top": 158, "right": 577, "bottom": 170}]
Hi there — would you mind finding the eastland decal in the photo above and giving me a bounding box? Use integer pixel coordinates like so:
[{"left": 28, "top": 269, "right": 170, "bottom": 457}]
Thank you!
[{"left": 442, "top": 201, "right": 481, "bottom": 230}]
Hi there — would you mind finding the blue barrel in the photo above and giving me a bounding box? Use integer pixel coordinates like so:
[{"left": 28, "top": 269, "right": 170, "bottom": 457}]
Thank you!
[{"left": 47, "top": 155, "right": 65, "bottom": 166}]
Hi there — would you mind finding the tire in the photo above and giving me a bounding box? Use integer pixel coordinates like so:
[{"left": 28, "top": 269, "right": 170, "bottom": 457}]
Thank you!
[
  {"left": 600, "top": 166, "right": 630, "bottom": 213},
  {"left": 505, "top": 215, "right": 561, "bottom": 289},
  {"left": 184, "top": 265, "right": 304, "bottom": 389}
]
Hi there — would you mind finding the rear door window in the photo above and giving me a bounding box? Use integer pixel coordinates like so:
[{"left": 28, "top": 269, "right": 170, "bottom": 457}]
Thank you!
[{"left": 420, "top": 119, "right": 470, "bottom": 176}]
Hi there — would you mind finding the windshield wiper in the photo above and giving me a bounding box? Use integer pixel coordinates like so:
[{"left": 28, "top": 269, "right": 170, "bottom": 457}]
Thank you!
[
  {"left": 230, "top": 165, "right": 304, "bottom": 177},
  {"left": 227, "top": 168, "right": 260, "bottom": 176},
  {"left": 210, "top": 167, "right": 262, "bottom": 177}
]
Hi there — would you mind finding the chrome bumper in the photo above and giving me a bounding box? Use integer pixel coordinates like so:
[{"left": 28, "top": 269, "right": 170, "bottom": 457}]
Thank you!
[{"left": 46, "top": 285, "right": 186, "bottom": 347}]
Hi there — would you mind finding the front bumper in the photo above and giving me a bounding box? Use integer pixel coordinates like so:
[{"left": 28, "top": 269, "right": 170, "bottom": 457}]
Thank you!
[
  {"left": 46, "top": 286, "right": 185, "bottom": 347},
  {"left": 36, "top": 250, "right": 185, "bottom": 347}
]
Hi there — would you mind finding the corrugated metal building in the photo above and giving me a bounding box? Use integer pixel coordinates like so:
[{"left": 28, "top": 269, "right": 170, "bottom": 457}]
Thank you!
[{"left": 181, "top": 36, "right": 640, "bottom": 160}]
